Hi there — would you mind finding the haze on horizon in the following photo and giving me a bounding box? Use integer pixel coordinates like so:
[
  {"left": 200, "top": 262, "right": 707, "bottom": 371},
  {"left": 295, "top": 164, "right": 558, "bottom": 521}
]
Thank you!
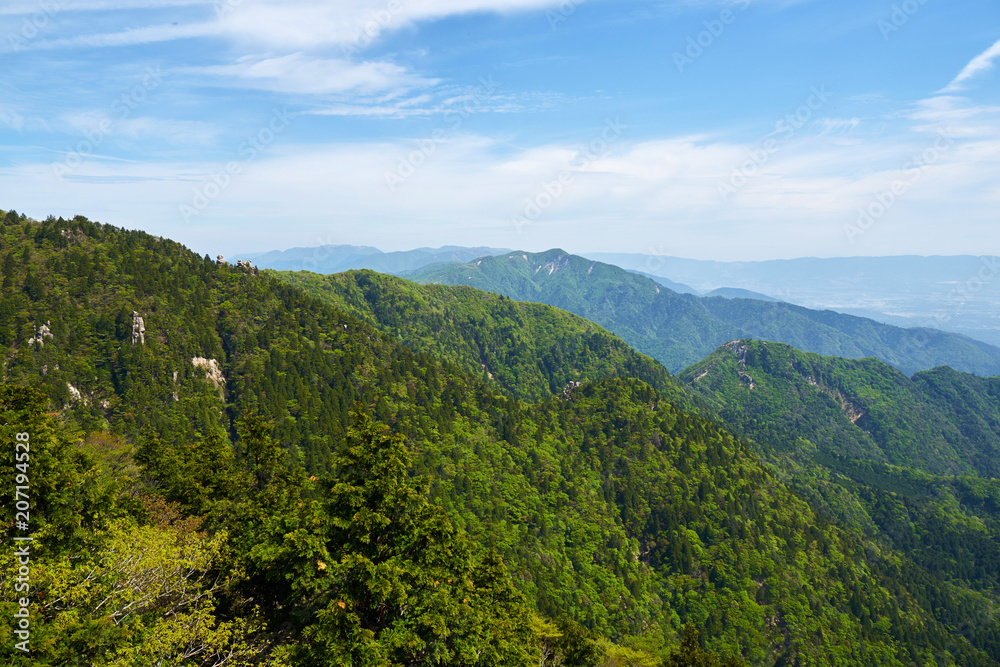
[{"left": 1, "top": 0, "right": 998, "bottom": 262}]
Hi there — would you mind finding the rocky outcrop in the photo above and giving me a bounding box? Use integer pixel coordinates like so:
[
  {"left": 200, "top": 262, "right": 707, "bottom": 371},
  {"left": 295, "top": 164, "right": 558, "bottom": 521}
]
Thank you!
[
  {"left": 562, "top": 380, "right": 583, "bottom": 398},
  {"left": 534, "top": 253, "right": 571, "bottom": 277},
  {"left": 131, "top": 312, "right": 145, "bottom": 345},
  {"left": 725, "top": 340, "right": 757, "bottom": 390},
  {"left": 192, "top": 357, "right": 225, "bottom": 397},
  {"left": 28, "top": 322, "right": 54, "bottom": 347},
  {"left": 236, "top": 259, "right": 257, "bottom": 274},
  {"left": 60, "top": 229, "right": 86, "bottom": 243}
]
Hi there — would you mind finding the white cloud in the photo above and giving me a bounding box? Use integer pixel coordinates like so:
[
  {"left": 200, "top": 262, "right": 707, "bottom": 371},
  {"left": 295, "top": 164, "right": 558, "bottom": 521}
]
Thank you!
[
  {"left": 18, "top": 0, "right": 571, "bottom": 52},
  {"left": 28, "top": 22, "right": 220, "bottom": 50},
  {"left": 215, "top": 0, "right": 573, "bottom": 50},
  {"left": 116, "top": 117, "right": 222, "bottom": 144},
  {"left": 57, "top": 110, "right": 221, "bottom": 147},
  {"left": 189, "top": 53, "right": 436, "bottom": 95},
  {"left": 304, "top": 87, "right": 560, "bottom": 118},
  {"left": 0, "top": 0, "right": 209, "bottom": 16},
  {"left": 0, "top": 0, "right": 208, "bottom": 14},
  {"left": 942, "top": 38, "right": 1000, "bottom": 92},
  {"left": 6, "top": 108, "right": 995, "bottom": 260}
]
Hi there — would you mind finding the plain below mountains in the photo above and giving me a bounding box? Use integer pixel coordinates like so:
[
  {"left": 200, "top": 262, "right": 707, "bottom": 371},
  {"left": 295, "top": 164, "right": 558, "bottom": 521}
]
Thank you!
[{"left": 408, "top": 249, "right": 1000, "bottom": 377}]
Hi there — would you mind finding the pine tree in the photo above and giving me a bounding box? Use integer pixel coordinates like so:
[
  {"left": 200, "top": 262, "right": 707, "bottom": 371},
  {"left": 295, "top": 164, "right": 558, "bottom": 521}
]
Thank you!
[{"left": 298, "top": 408, "right": 536, "bottom": 666}]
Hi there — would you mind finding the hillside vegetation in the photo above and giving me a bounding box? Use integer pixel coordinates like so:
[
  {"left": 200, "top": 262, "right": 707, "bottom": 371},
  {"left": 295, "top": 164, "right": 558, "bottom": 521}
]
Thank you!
[
  {"left": 273, "top": 269, "right": 687, "bottom": 403},
  {"left": 0, "top": 210, "right": 998, "bottom": 665}
]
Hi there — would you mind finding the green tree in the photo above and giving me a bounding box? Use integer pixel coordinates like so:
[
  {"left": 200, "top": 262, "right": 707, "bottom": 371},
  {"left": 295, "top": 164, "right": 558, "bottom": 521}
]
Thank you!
[
  {"left": 552, "top": 618, "right": 608, "bottom": 667},
  {"left": 297, "top": 409, "right": 536, "bottom": 666},
  {"left": 663, "top": 625, "right": 745, "bottom": 667}
]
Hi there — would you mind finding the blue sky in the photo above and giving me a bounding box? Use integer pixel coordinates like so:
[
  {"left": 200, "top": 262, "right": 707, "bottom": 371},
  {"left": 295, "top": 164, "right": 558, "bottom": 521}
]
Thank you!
[{"left": 1, "top": 0, "right": 998, "bottom": 260}]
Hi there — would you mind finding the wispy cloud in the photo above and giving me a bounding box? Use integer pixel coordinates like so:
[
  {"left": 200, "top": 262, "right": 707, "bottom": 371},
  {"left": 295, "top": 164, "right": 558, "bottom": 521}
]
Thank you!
[
  {"left": 16, "top": 0, "right": 571, "bottom": 52},
  {"left": 305, "top": 88, "right": 566, "bottom": 118},
  {"left": 28, "top": 22, "right": 219, "bottom": 51},
  {"left": 907, "top": 96, "right": 1000, "bottom": 138},
  {"left": 214, "top": 0, "right": 573, "bottom": 50},
  {"left": 0, "top": 105, "right": 26, "bottom": 131},
  {"left": 188, "top": 54, "right": 437, "bottom": 96},
  {"left": 0, "top": 0, "right": 208, "bottom": 14},
  {"left": 942, "top": 38, "right": 1000, "bottom": 92}
]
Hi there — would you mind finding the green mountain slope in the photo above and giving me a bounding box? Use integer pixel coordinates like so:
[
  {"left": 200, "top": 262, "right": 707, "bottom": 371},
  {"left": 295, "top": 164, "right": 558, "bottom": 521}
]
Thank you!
[
  {"left": 3, "top": 210, "right": 1000, "bottom": 665},
  {"left": 678, "top": 340, "right": 1000, "bottom": 478},
  {"left": 409, "top": 249, "right": 1000, "bottom": 376},
  {"left": 677, "top": 340, "right": 1000, "bottom": 660},
  {"left": 410, "top": 250, "right": 740, "bottom": 372},
  {"left": 912, "top": 367, "right": 1000, "bottom": 474},
  {"left": 272, "top": 269, "right": 686, "bottom": 403}
]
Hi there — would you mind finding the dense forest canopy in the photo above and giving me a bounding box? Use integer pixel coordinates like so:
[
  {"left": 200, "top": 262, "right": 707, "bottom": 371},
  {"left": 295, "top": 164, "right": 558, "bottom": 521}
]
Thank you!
[{"left": 0, "top": 210, "right": 998, "bottom": 666}]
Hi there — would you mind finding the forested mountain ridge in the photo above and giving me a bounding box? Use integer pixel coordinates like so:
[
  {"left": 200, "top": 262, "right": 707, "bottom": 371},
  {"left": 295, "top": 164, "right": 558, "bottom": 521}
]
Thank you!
[
  {"left": 679, "top": 340, "right": 1000, "bottom": 478},
  {"left": 1, "top": 210, "right": 999, "bottom": 665},
  {"left": 678, "top": 340, "right": 1000, "bottom": 661},
  {"left": 409, "top": 249, "right": 1000, "bottom": 376},
  {"left": 271, "top": 269, "right": 688, "bottom": 404}
]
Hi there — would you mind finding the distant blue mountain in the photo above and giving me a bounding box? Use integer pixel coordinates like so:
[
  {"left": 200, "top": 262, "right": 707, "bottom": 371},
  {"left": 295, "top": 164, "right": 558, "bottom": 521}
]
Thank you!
[
  {"left": 241, "top": 245, "right": 381, "bottom": 273},
  {"left": 242, "top": 244, "right": 511, "bottom": 275},
  {"left": 628, "top": 271, "right": 700, "bottom": 295},
  {"left": 705, "top": 287, "right": 783, "bottom": 302}
]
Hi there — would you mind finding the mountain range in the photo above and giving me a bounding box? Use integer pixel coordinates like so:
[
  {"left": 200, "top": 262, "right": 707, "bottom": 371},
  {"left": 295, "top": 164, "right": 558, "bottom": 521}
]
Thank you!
[
  {"left": 242, "top": 243, "right": 511, "bottom": 275},
  {"left": 244, "top": 244, "right": 1000, "bottom": 348},
  {"left": 3, "top": 210, "right": 999, "bottom": 666},
  {"left": 408, "top": 249, "right": 1000, "bottom": 377},
  {"left": 585, "top": 253, "right": 1000, "bottom": 348}
]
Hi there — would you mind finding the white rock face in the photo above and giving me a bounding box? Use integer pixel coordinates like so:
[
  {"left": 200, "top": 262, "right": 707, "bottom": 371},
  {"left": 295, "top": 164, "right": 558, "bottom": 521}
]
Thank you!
[
  {"left": 28, "top": 322, "right": 54, "bottom": 347},
  {"left": 132, "top": 312, "right": 145, "bottom": 345},
  {"left": 191, "top": 357, "right": 225, "bottom": 395}
]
